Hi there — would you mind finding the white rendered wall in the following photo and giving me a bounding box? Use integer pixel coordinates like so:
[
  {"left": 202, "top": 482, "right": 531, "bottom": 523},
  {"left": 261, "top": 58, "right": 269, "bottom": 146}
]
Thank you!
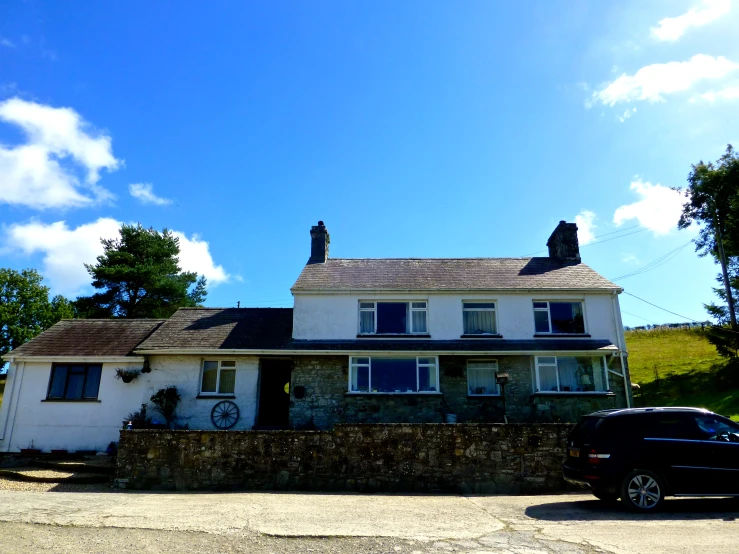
[
  {"left": 292, "top": 292, "right": 623, "bottom": 346},
  {"left": 0, "top": 355, "right": 259, "bottom": 453}
]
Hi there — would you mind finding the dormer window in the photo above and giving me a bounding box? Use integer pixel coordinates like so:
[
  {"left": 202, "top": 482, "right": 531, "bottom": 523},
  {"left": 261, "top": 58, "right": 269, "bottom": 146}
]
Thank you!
[{"left": 358, "top": 301, "right": 428, "bottom": 335}]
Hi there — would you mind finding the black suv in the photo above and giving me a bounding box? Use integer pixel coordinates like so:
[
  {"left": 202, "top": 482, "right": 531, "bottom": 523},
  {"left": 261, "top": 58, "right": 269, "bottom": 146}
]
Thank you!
[{"left": 563, "top": 407, "right": 739, "bottom": 511}]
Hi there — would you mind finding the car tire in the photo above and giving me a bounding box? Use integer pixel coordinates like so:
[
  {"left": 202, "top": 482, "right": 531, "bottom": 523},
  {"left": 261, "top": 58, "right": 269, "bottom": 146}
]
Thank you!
[
  {"left": 620, "top": 469, "right": 665, "bottom": 512},
  {"left": 592, "top": 490, "right": 619, "bottom": 502}
]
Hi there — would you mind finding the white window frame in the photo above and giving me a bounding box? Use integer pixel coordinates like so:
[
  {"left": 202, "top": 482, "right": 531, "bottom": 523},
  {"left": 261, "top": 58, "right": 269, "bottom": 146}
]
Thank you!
[
  {"left": 532, "top": 300, "right": 586, "bottom": 335},
  {"left": 200, "top": 359, "right": 237, "bottom": 395},
  {"left": 533, "top": 356, "right": 609, "bottom": 394},
  {"left": 467, "top": 359, "right": 500, "bottom": 396},
  {"left": 348, "top": 355, "right": 440, "bottom": 394},
  {"left": 462, "top": 301, "right": 498, "bottom": 335},
  {"left": 357, "top": 301, "right": 429, "bottom": 335}
]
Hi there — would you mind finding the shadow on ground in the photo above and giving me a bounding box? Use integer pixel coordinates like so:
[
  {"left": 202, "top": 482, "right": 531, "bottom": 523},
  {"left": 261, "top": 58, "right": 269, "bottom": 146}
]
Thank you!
[{"left": 526, "top": 497, "right": 739, "bottom": 521}]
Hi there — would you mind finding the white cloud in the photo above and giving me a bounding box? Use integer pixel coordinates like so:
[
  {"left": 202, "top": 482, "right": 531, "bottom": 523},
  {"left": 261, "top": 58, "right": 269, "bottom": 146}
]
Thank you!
[
  {"left": 613, "top": 180, "right": 685, "bottom": 235},
  {"left": 618, "top": 107, "right": 637, "bottom": 122},
  {"left": 575, "top": 210, "right": 597, "bottom": 245},
  {"left": 651, "top": 0, "right": 731, "bottom": 41},
  {"left": 593, "top": 55, "right": 739, "bottom": 106},
  {"left": 129, "top": 183, "right": 172, "bottom": 206},
  {"left": 4, "top": 218, "right": 231, "bottom": 295},
  {"left": 621, "top": 254, "right": 641, "bottom": 264},
  {"left": 0, "top": 37, "right": 15, "bottom": 48},
  {"left": 699, "top": 85, "right": 739, "bottom": 101},
  {"left": 0, "top": 97, "right": 121, "bottom": 209}
]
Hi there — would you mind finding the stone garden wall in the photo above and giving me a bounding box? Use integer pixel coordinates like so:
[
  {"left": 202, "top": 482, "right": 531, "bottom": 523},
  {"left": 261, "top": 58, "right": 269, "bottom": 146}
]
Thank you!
[{"left": 116, "top": 423, "right": 576, "bottom": 493}]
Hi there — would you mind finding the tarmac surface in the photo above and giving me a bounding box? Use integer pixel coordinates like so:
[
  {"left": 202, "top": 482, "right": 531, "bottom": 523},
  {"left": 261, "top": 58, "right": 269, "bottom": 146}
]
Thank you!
[{"left": 0, "top": 490, "right": 737, "bottom": 553}]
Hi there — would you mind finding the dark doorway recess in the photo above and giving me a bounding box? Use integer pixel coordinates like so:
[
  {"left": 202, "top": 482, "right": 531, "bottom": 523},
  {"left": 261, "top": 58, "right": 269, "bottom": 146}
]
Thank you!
[{"left": 257, "top": 359, "right": 292, "bottom": 428}]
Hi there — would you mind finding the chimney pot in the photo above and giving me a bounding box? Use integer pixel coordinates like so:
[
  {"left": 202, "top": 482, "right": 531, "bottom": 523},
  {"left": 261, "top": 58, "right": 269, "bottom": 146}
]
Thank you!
[
  {"left": 308, "top": 221, "right": 330, "bottom": 264},
  {"left": 546, "top": 221, "right": 581, "bottom": 263}
]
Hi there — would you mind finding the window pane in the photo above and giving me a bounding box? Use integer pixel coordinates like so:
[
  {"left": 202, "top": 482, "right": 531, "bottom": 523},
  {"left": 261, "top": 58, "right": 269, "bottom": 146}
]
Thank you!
[
  {"left": 534, "top": 310, "right": 550, "bottom": 333},
  {"left": 418, "top": 363, "right": 437, "bottom": 392},
  {"left": 557, "top": 357, "right": 579, "bottom": 392},
  {"left": 533, "top": 302, "right": 548, "bottom": 309},
  {"left": 464, "top": 303, "right": 495, "bottom": 309},
  {"left": 83, "top": 365, "right": 102, "bottom": 398},
  {"left": 411, "top": 302, "right": 426, "bottom": 309},
  {"left": 351, "top": 364, "right": 369, "bottom": 392},
  {"left": 371, "top": 358, "right": 416, "bottom": 392},
  {"left": 464, "top": 310, "right": 496, "bottom": 334},
  {"left": 359, "top": 310, "right": 375, "bottom": 333},
  {"left": 411, "top": 309, "right": 427, "bottom": 333},
  {"left": 65, "top": 366, "right": 85, "bottom": 400},
  {"left": 538, "top": 364, "right": 558, "bottom": 391},
  {"left": 201, "top": 361, "right": 218, "bottom": 392},
  {"left": 48, "top": 366, "right": 68, "bottom": 398},
  {"left": 538, "top": 356, "right": 556, "bottom": 364},
  {"left": 468, "top": 362, "right": 497, "bottom": 395},
  {"left": 352, "top": 357, "right": 370, "bottom": 365},
  {"left": 550, "top": 302, "right": 585, "bottom": 334},
  {"left": 219, "top": 369, "right": 236, "bottom": 393},
  {"left": 359, "top": 302, "right": 374, "bottom": 309},
  {"left": 377, "top": 303, "right": 407, "bottom": 333},
  {"left": 220, "top": 360, "right": 236, "bottom": 368},
  {"left": 590, "top": 357, "right": 606, "bottom": 391},
  {"left": 418, "top": 357, "right": 434, "bottom": 365}
]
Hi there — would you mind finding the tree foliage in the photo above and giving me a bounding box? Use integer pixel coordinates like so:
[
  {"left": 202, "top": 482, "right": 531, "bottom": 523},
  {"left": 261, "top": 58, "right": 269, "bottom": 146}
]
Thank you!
[
  {"left": 0, "top": 268, "right": 74, "bottom": 365},
  {"left": 75, "top": 224, "right": 207, "bottom": 319},
  {"left": 678, "top": 145, "right": 739, "bottom": 358}
]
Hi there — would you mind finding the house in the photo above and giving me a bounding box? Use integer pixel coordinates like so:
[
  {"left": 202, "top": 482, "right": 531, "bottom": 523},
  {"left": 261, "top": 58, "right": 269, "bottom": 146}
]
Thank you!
[{"left": 0, "top": 220, "right": 632, "bottom": 453}]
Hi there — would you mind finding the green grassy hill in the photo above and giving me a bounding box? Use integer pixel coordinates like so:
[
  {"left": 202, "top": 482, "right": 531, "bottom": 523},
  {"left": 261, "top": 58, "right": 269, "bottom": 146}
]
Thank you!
[{"left": 626, "top": 327, "right": 739, "bottom": 421}]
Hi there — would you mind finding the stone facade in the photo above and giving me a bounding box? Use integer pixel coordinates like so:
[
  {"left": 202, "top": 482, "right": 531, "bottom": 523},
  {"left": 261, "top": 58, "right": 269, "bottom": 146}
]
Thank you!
[
  {"left": 116, "top": 423, "right": 575, "bottom": 493},
  {"left": 288, "top": 355, "right": 627, "bottom": 429}
]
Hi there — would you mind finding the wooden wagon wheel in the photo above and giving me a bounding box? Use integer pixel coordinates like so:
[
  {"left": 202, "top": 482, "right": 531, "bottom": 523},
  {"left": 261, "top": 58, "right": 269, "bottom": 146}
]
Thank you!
[{"left": 211, "top": 400, "right": 240, "bottom": 429}]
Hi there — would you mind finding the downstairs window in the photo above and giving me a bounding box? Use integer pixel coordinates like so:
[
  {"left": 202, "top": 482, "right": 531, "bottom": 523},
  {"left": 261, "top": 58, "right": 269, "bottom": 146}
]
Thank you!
[
  {"left": 534, "top": 356, "right": 607, "bottom": 393},
  {"left": 349, "top": 356, "right": 438, "bottom": 393},
  {"left": 47, "top": 364, "right": 102, "bottom": 400}
]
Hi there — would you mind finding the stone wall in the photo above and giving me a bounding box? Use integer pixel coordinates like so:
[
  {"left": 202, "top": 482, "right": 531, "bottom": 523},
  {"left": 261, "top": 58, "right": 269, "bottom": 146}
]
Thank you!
[
  {"left": 288, "top": 355, "right": 626, "bottom": 429},
  {"left": 116, "top": 423, "right": 575, "bottom": 493}
]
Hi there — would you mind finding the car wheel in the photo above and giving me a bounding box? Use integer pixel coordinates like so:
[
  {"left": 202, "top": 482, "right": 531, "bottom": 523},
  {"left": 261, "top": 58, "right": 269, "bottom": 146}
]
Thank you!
[
  {"left": 592, "top": 490, "right": 619, "bottom": 502},
  {"left": 620, "top": 470, "right": 665, "bottom": 512}
]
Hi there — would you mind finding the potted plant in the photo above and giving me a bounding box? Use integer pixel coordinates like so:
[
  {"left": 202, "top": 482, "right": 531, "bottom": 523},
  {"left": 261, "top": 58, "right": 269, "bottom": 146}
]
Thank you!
[
  {"left": 150, "top": 386, "right": 181, "bottom": 429},
  {"left": 115, "top": 368, "right": 142, "bottom": 384}
]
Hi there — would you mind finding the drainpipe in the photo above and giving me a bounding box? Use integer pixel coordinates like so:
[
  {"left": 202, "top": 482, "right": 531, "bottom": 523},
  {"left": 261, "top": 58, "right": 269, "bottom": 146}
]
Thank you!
[
  {"left": 2, "top": 358, "right": 26, "bottom": 450},
  {"left": 611, "top": 293, "right": 631, "bottom": 408}
]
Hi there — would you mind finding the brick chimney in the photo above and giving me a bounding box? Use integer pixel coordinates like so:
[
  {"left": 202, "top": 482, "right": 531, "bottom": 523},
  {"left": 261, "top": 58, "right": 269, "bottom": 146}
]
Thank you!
[
  {"left": 546, "top": 220, "right": 581, "bottom": 263},
  {"left": 308, "top": 221, "right": 330, "bottom": 264}
]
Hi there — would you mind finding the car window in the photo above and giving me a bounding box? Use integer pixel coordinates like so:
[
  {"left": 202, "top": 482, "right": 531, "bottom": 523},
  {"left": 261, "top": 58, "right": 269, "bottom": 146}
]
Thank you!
[
  {"left": 643, "top": 413, "right": 702, "bottom": 440},
  {"left": 695, "top": 415, "right": 739, "bottom": 442}
]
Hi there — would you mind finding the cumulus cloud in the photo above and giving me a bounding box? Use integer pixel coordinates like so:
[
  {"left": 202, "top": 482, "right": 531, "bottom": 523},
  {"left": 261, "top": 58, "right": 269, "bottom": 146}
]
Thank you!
[
  {"left": 575, "top": 210, "right": 597, "bottom": 245},
  {"left": 593, "top": 55, "right": 739, "bottom": 106},
  {"left": 651, "top": 0, "right": 731, "bottom": 41},
  {"left": 613, "top": 180, "right": 685, "bottom": 235},
  {"left": 699, "top": 85, "right": 739, "bottom": 101},
  {"left": 129, "top": 183, "right": 172, "bottom": 206},
  {"left": 0, "top": 97, "right": 121, "bottom": 209},
  {"left": 4, "top": 218, "right": 231, "bottom": 295}
]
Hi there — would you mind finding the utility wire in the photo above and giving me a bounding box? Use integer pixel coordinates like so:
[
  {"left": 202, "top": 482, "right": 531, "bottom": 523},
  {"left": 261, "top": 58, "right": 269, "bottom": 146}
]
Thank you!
[
  {"left": 623, "top": 292, "right": 703, "bottom": 322},
  {"left": 522, "top": 225, "right": 645, "bottom": 256},
  {"left": 610, "top": 241, "right": 693, "bottom": 281},
  {"left": 621, "top": 310, "right": 660, "bottom": 325}
]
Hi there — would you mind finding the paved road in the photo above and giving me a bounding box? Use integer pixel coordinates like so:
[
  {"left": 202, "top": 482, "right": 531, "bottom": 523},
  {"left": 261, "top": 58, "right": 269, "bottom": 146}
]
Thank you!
[{"left": 0, "top": 490, "right": 737, "bottom": 553}]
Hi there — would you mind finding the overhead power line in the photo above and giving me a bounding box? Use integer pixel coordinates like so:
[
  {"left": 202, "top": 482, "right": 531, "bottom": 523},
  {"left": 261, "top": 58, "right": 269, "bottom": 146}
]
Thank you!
[
  {"left": 622, "top": 292, "right": 703, "bottom": 322},
  {"left": 522, "top": 224, "right": 643, "bottom": 257},
  {"left": 610, "top": 240, "right": 693, "bottom": 282}
]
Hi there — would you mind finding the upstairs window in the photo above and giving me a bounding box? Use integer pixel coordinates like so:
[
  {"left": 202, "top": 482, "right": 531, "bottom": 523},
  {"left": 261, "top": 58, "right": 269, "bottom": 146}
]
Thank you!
[
  {"left": 201, "top": 360, "right": 236, "bottom": 395},
  {"left": 534, "top": 356, "right": 606, "bottom": 393},
  {"left": 358, "top": 301, "right": 428, "bottom": 334},
  {"left": 533, "top": 301, "right": 585, "bottom": 334},
  {"left": 47, "top": 364, "right": 102, "bottom": 400},
  {"left": 349, "top": 356, "right": 438, "bottom": 393},
  {"left": 463, "top": 302, "right": 497, "bottom": 335}
]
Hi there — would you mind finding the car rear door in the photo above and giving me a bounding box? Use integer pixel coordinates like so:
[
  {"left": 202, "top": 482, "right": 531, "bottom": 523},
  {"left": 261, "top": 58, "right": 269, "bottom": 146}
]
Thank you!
[
  {"left": 642, "top": 412, "right": 714, "bottom": 495},
  {"left": 694, "top": 414, "right": 739, "bottom": 494}
]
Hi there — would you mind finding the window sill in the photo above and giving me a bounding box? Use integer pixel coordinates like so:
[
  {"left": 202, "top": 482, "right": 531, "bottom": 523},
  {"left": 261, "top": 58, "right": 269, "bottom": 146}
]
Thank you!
[
  {"left": 461, "top": 334, "right": 502, "bottom": 339},
  {"left": 196, "top": 394, "right": 236, "bottom": 399},
  {"left": 345, "top": 391, "right": 442, "bottom": 396},
  {"left": 41, "top": 399, "right": 101, "bottom": 403},
  {"left": 356, "top": 334, "right": 431, "bottom": 339},
  {"left": 533, "top": 334, "right": 591, "bottom": 338},
  {"left": 530, "top": 391, "right": 615, "bottom": 397}
]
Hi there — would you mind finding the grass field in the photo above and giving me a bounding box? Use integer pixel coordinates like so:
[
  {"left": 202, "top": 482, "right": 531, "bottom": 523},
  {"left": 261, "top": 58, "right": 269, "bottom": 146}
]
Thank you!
[{"left": 625, "top": 327, "right": 739, "bottom": 421}]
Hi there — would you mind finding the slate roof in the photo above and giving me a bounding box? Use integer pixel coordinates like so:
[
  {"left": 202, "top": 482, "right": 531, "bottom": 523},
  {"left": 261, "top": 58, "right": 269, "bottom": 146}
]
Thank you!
[
  {"left": 136, "top": 308, "right": 294, "bottom": 350},
  {"left": 291, "top": 258, "right": 620, "bottom": 292},
  {"left": 9, "top": 319, "right": 165, "bottom": 357}
]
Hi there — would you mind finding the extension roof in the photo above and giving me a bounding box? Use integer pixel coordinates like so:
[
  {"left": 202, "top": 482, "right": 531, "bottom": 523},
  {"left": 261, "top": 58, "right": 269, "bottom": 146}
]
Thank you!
[
  {"left": 291, "top": 258, "right": 620, "bottom": 292},
  {"left": 9, "top": 319, "right": 165, "bottom": 358}
]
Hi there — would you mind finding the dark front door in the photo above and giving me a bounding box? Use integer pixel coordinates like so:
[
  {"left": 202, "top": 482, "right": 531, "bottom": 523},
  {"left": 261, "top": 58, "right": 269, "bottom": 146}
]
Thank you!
[{"left": 257, "top": 359, "right": 292, "bottom": 428}]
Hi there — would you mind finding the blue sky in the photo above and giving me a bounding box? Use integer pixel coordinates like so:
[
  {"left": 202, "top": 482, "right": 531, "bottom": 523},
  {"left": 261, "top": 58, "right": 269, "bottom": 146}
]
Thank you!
[{"left": 1, "top": 0, "right": 738, "bottom": 327}]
